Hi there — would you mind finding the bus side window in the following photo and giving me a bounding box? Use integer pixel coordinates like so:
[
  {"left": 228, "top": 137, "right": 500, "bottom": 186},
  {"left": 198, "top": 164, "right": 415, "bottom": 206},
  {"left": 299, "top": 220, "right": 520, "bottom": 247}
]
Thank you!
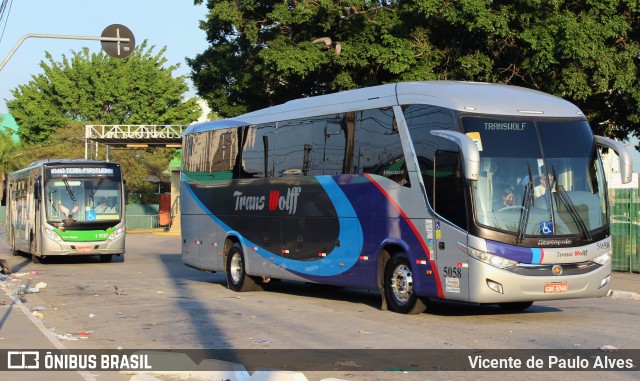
[
  {"left": 355, "top": 108, "right": 408, "bottom": 185},
  {"left": 433, "top": 150, "right": 467, "bottom": 229}
]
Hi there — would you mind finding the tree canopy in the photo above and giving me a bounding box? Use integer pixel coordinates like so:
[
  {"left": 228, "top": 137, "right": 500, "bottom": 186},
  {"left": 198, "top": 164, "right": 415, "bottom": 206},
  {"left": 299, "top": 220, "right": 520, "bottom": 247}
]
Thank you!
[
  {"left": 0, "top": 127, "right": 25, "bottom": 200},
  {"left": 189, "top": 0, "right": 640, "bottom": 139},
  {"left": 4, "top": 41, "right": 200, "bottom": 202},
  {"left": 8, "top": 41, "right": 202, "bottom": 144}
]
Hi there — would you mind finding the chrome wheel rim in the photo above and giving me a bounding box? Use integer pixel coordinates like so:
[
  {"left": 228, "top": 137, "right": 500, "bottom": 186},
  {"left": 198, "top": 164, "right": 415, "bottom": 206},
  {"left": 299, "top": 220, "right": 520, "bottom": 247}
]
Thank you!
[
  {"left": 230, "top": 252, "right": 243, "bottom": 284},
  {"left": 390, "top": 264, "right": 413, "bottom": 305}
]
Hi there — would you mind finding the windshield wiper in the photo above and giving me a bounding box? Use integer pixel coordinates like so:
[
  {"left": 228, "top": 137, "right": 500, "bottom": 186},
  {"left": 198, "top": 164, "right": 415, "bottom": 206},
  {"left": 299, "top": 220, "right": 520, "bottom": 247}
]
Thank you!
[
  {"left": 552, "top": 166, "right": 592, "bottom": 241},
  {"left": 517, "top": 162, "right": 534, "bottom": 243},
  {"left": 48, "top": 191, "right": 57, "bottom": 213},
  {"left": 61, "top": 176, "right": 76, "bottom": 202},
  {"left": 88, "top": 176, "right": 105, "bottom": 207}
]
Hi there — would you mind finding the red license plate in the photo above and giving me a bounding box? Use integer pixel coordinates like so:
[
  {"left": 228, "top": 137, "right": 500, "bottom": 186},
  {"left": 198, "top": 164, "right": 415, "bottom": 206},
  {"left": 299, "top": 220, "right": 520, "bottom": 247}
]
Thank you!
[
  {"left": 544, "top": 282, "right": 568, "bottom": 293},
  {"left": 76, "top": 246, "right": 93, "bottom": 253}
]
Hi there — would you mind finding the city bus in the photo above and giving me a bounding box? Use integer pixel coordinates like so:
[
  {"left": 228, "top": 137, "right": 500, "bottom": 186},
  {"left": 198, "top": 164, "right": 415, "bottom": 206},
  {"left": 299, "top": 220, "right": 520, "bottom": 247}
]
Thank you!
[
  {"left": 6, "top": 159, "right": 126, "bottom": 263},
  {"left": 180, "top": 81, "right": 632, "bottom": 314}
]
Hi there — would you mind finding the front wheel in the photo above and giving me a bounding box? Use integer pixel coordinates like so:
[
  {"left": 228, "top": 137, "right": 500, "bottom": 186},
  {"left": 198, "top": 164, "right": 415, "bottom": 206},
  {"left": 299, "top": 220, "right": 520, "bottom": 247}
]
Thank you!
[
  {"left": 226, "top": 243, "right": 257, "bottom": 292},
  {"left": 384, "top": 253, "right": 427, "bottom": 314}
]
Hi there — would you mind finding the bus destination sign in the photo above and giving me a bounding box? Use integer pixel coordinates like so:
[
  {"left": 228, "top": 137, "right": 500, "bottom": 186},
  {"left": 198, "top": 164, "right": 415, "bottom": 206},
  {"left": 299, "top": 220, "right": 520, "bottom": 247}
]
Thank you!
[{"left": 47, "top": 167, "right": 115, "bottom": 176}]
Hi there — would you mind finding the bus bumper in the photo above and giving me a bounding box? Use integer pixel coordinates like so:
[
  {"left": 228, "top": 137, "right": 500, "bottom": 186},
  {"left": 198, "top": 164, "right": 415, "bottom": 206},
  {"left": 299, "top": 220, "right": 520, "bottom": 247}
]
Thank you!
[
  {"left": 41, "top": 234, "right": 126, "bottom": 256},
  {"left": 468, "top": 260, "right": 611, "bottom": 303}
]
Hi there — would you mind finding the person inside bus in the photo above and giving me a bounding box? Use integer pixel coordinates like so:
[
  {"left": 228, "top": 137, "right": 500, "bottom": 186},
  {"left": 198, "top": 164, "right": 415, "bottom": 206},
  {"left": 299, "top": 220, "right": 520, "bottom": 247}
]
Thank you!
[
  {"left": 501, "top": 188, "right": 515, "bottom": 208},
  {"left": 97, "top": 198, "right": 115, "bottom": 213},
  {"left": 534, "top": 174, "right": 553, "bottom": 198}
]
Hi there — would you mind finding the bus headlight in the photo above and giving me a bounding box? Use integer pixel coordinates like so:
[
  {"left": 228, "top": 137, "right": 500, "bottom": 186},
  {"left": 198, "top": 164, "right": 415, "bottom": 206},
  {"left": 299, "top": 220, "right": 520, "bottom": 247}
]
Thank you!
[
  {"left": 593, "top": 252, "right": 611, "bottom": 266},
  {"left": 108, "top": 227, "right": 125, "bottom": 241},
  {"left": 42, "top": 227, "right": 62, "bottom": 242},
  {"left": 467, "top": 246, "right": 518, "bottom": 269}
]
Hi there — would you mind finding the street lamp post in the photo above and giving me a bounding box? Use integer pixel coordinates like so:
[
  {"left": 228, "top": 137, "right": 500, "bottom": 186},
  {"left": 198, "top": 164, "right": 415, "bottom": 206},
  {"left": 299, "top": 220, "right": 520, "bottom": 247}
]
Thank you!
[{"left": 0, "top": 24, "right": 135, "bottom": 72}]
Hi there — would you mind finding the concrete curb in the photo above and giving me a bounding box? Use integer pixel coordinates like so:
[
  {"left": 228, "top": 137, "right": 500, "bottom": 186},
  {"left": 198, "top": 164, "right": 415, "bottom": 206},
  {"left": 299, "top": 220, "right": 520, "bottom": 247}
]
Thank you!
[{"left": 609, "top": 289, "right": 640, "bottom": 301}]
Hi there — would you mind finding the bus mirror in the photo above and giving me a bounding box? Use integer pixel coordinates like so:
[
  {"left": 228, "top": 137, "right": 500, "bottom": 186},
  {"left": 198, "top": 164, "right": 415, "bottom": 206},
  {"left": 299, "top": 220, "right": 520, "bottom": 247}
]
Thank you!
[
  {"left": 34, "top": 179, "right": 41, "bottom": 200},
  {"left": 430, "top": 130, "right": 480, "bottom": 181},
  {"left": 595, "top": 135, "right": 633, "bottom": 184}
]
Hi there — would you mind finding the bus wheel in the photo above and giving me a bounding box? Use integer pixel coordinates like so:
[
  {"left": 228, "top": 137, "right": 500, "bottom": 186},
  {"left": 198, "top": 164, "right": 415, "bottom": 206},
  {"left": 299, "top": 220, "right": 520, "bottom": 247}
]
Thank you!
[
  {"left": 499, "top": 301, "right": 533, "bottom": 312},
  {"left": 226, "top": 243, "right": 256, "bottom": 292},
  {"left": 384, "top": 253, "right": 427, "bottom": 314},
  {"left": 100, "top": 255, "right": 113, "bottom": 263}
]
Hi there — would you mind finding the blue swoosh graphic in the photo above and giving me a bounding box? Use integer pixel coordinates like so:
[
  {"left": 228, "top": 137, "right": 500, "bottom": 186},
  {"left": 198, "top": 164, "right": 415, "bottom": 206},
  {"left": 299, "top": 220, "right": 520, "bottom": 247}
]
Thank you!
[{"left": 184, "top": 176, "right": 363, "bottom": 276}]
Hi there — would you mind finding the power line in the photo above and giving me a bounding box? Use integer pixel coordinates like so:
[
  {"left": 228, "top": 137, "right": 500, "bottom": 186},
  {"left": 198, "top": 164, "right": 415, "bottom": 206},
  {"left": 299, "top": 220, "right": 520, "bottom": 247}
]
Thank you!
[{"left": 0, "top": 0, "right": 14, "bottom": 45}]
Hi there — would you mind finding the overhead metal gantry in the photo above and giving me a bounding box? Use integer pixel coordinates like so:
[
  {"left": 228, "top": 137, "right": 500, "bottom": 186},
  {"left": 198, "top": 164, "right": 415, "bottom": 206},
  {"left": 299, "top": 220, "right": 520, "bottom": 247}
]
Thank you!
[{"left": 84, "top": 124, "right": 186, "bottom": 160}]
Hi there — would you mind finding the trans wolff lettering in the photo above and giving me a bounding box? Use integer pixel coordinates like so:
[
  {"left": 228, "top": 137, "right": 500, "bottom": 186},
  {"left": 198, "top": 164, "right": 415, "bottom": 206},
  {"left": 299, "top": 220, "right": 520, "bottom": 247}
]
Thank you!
[{"left": 233, "top": 187, "right": 302, "bottom": 214}]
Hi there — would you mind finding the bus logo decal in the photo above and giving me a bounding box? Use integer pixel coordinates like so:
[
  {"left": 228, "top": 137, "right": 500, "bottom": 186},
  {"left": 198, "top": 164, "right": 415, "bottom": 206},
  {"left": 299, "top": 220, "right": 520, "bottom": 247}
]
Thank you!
[
  {"left": 234, "top": 187, "right": 301, "bottom": 214},
  {"left": 268, "top": 190, "right": 280, "bottom": 211}
]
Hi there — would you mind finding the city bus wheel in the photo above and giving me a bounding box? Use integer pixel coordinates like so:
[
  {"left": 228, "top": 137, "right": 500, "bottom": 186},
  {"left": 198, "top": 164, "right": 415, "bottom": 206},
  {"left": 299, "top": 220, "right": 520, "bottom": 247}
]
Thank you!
[
  {"left": 384, "top": 253, "right": 427, "bottom": 314},
  {"left": 226, "top": 243, "right": 256, "bottom": 292},
  {"left": 99, "top": 254, "right": 113, "bottom": 263},
  {"left": 499, "top": 301, "right": 533, "bottom": 312}
]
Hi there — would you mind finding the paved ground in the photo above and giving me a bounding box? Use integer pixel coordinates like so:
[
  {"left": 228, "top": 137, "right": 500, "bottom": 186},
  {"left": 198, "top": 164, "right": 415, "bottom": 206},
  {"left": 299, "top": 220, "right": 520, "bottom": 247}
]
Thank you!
[{"left": 1, "top": 230, "right": 638, "bottom": 381}]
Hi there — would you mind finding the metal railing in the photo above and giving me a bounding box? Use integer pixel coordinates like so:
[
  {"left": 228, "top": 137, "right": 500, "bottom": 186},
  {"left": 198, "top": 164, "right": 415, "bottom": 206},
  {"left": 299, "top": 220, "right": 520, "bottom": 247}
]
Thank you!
[{"left": 125, "top": 214, "right": 162, "bottom": 230}]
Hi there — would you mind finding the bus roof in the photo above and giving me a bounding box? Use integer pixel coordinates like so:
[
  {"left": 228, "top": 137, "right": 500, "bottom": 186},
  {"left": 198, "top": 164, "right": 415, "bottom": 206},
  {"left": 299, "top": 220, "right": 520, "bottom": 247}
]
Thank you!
[{"left": 185, "top": 81, "right": 585, "bottom": 134}]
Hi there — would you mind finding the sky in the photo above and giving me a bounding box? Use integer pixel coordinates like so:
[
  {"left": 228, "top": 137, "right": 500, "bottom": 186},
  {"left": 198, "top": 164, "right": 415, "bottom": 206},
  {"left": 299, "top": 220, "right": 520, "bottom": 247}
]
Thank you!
[{"left": 0, "top": 0, "right": 210, "bottom": 114}]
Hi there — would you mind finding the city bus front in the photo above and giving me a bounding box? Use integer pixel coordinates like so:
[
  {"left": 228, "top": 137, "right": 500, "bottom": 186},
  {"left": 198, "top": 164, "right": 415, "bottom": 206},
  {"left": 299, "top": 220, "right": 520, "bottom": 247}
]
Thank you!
[
  {"left": 460, "top": 117, "right": 623, "bottom": 306},
  {"left": 39, "top": 163, "right": 125, "bottom": 261}
]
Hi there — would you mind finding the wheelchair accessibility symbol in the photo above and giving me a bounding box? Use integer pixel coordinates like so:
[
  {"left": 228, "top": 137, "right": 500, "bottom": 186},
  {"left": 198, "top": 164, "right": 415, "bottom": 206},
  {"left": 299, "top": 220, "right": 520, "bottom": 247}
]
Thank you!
[
  {"left": 86, "top": 210, "right": 97, "bottom": 221},
  {"left": 540, "top": 221, "right": 553, "bottom": 236}
]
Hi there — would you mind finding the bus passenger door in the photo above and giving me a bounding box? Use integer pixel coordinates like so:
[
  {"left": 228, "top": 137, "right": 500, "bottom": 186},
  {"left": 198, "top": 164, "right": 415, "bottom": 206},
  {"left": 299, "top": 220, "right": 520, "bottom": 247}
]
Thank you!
[{"left": 432, "top": 151, "right": 470, "bottom": 301}]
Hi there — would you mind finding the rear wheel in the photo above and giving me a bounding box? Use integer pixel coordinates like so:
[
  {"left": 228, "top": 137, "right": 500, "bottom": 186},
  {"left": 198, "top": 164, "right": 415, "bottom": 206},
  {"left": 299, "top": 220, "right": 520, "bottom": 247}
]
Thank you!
[
  {"left": 226, "top": 243, "right": 257, "bottom": 292},
  {"left": 499, "top": 301, "right": 533, "bottom": 312},
  {"left": 384, "top": 253, "right": 427, "bottom": 314}
]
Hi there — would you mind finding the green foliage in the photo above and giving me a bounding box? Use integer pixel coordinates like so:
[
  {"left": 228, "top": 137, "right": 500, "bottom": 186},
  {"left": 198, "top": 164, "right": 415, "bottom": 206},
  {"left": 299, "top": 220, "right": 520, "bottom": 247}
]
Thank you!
[
  {"left": 6, "top": 41, "right": 201, "bottom": 200},
  {"left": 8, "top": 41, "right": 202, "bottom": 144},
  {"left": 189, "top": 0, "right": 640, "bottom": 139},
  {"left": 0, "top": 128, "right": 26, "bottom": 200}
]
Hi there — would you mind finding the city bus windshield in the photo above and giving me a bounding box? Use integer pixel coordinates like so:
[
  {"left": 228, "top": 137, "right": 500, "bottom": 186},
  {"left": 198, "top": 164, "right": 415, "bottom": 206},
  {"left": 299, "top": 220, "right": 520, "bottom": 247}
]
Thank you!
[
  {"left": 45, "top": 176, "right": 122, "bottom": 224},
  {"left": 462, "top": 117, "right": 607, "bottom": 239}
]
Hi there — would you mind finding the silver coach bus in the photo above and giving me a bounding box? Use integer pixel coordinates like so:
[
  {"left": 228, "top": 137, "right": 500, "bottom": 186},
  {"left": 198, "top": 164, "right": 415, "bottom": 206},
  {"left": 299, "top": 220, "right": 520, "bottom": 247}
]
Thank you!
[{"left": 180, "top": 81, "right": 631, "bottom": 314}]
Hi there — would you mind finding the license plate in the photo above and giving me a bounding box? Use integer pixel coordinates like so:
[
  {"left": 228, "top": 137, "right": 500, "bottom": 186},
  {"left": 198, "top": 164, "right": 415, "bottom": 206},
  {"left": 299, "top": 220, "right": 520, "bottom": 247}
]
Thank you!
[
  {"left": 544, "top": 282, "right": 568, "bottom": 293},
  {"left": 76, "top": 246, "right": 93, "bottom": 253}
]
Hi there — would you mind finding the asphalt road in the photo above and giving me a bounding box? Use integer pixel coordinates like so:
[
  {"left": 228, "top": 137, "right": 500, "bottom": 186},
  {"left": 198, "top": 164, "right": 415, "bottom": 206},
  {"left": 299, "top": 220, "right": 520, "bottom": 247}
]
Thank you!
[{"left": 1, "top": 229, "right": 639, "bottom": 381}]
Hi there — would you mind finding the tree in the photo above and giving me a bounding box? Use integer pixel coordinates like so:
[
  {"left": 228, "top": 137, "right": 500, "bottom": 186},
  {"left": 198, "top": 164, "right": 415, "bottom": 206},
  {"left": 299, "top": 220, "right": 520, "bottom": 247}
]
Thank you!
[
  {"left": 189, "top": 0, "right": 639, "bottom": 139},
  {"left": 0, "top": 128, "right": 25, "bottom": 201},
  {"left": 8, "top": 40, "right": 202, "bottom": 144}
]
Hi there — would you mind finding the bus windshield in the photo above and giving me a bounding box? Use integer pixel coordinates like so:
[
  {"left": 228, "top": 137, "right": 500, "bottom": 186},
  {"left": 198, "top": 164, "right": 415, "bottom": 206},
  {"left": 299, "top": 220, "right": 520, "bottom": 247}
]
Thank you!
[
  {"left": 45, "top": 176, "right": 122, "bottom": 224},
  {"left": 462, "top": 117, "right": 607, "bottom": 238}
]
